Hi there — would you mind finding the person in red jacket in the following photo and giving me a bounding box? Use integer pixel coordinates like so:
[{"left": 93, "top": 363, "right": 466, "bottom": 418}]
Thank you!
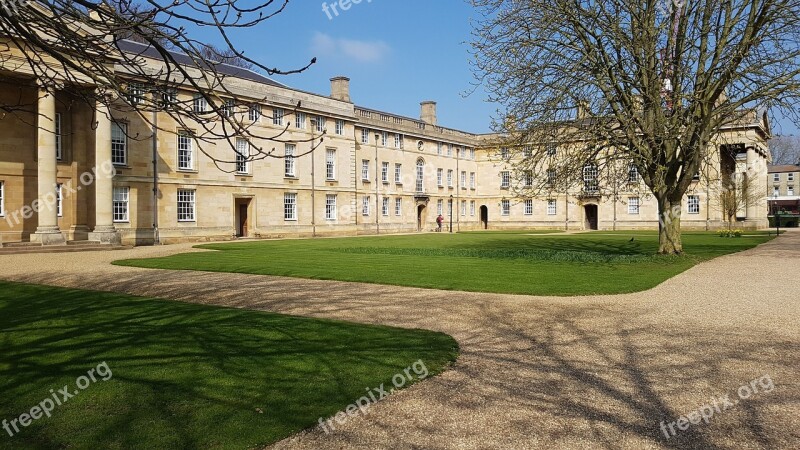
[{"left": 436, "top": 214, "right": 444, "bottom": 232}]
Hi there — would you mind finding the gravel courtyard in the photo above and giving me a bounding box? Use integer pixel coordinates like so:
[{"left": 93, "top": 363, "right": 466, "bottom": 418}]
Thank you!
[{"left": 0, "top": 231, "right": 797, "bottom": 449}]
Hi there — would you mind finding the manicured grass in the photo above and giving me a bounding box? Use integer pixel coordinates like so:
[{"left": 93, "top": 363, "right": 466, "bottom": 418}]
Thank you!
[
  {"left": 0, "top": 282, "right": 458, "bottom": 449},
  {"left": 115, "top": 231, "right": 774, "bottom": 296}
]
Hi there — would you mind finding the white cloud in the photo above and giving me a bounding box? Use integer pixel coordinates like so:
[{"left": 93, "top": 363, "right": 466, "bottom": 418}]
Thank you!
[{"left": 311, "top": 32, "right": 390, "bottom": 63}]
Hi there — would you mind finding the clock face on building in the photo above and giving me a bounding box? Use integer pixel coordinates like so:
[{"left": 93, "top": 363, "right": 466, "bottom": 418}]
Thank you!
[{"left": 417, "top": 140, "right": 424, "bottom": 151}]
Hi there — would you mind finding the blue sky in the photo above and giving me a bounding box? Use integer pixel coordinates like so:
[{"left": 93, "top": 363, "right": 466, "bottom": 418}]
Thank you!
[{"left": 198, "top": 0, "right": 496, "bottom": 133}]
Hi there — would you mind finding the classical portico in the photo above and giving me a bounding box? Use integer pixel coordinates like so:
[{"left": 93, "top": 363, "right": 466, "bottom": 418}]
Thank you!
[{"left": 29, "top": 85, "right": 120, "bottom": 245}]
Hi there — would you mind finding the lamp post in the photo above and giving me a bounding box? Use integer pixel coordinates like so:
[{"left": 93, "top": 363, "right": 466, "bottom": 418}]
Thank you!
[{"left": 449, "top": 194, "right": 454, "bottom": 233}]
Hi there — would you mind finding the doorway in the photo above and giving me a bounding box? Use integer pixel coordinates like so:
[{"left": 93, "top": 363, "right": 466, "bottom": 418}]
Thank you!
[
  {"left": 584, "top": 204, "right": 599, "bottom": 230},
  {"left": 417, "top": 205, "right": 426, "bottom": 231},
  {"left": 235, "top": 198, "right": 251, "bottom": 237},
  {"left": 480, "top": 205, "right": 489, "bottom": 230}
]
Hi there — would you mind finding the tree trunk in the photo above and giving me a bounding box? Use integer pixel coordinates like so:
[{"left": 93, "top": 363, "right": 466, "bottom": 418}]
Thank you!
[{"left": 657, "top": 197, "right": 684, "bottom": 254}]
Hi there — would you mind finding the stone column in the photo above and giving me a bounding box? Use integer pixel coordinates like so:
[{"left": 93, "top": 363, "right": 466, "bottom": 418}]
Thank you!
[
  {"left": 88, "top": 97, "right": 121, "bottom": 244},
  {"left": 31, "top": 87, "right": 66, "bottom": 245},
  {"left": 745, "top": 148, "right": 757, "bottom": 220}
]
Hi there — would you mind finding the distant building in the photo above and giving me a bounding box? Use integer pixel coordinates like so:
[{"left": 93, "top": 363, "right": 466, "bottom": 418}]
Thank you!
[{"left": 768, "top": 164, "right": 800, "bottom": 227}]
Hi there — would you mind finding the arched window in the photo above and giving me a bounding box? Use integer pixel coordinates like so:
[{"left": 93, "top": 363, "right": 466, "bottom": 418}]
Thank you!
[{"left": 416, "top": 158, "right": 425, "bottom": 193}]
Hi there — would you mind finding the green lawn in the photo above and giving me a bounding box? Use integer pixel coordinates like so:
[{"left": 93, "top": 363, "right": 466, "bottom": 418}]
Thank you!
[
  {"left": 114, "top": 231, "right": 774, "bottom": 296},
  {"left": 0, "top": 282, "right": 458, "bottom": 449}
]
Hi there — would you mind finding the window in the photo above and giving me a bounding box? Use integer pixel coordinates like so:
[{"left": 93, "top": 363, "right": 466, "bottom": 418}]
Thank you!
[
  {"left": 523, "top": 146, "right": 532, "bottom": 158},
  {"left": 446, "top": 144, "right": 452, "bottom": 157},
  {"left": 500, "top": 147, "right": 510, "bottom": 160},
  {"left": 296, "top": 112, "right": 307, "bottom": 129},
  {"left": 193, "top": 94, "right": 207, "bottom": 113},
  {"left": 470, "top": 172, "right": 476, "bottom": 189},
  {"left": 547, "top": 169, "right": 556, "bottom": 186},
  {"left": 249, "top": 104, "right": 262, "bottom": 122},
  {"left": 470, "top": 148, "right": 476, "bottom": 160},
  {"left": 111, "top": 122, "right": 127, "bottom": 166},
  {"left": 773, "top": 173, "right": 781, "bottom": 182},
  {"left": 382, "top": 197, "right": 389, "bottom": 216},
  {"left": 628, "top": 197, "right": 640, "bottom": 215},
  {"left": 395, "top": 164, "right": 402, "bottom": 184},
  {"left": 394, "top": 134, "right": 401, "bottom": 149},
  {"left": 437, "top": 199, "right": 444, "bottom": 215},
  {"left": 221, "top": 99, "right": 235, "bottom": 118},
  {"left": 362, "top": 160, "right": 370, "bottom": 181},
  {"left": 437, "top": 169, "right": 444, "bottom": 187},
  {"left": 628, "top": 164, "right": 639, "bottom": 183},
  {"left": 285, "top": 144, "right": 296, "bottom": 177},
  {"left": 447, "top": 170, "right": 453, "bottom": 187},
  {"left": 461, "top": 171, "right": 467, "bottom": 188},
  {"left": 56, "top": 184, "right": 63, "bottom": 217},
  {"left": 688, "top": 195, "right": 700, "bottom": 214},
  {"left": 273, "top": 108, "right": 284, "bottom": 126},
  {"left": 315, "top": 116, "right": 326, "bottom": 133},
  {"left": 0, "top": 181, "right": 4, "bottom": 216},
  {"left": 335, "top": 120, "right": 345, "bottom": 135},
  {"left": 470, "top": 200, "right": 476, "bottom": 216},
  {"left": 125, "top": 82, "right": 145, "bottom": 105},
  {"left": 177, "top": 131, "right": 194, "bottom": 171},
  {"left": 55, "top": 113, "right": 62, "bottom": 160},
  {"left": 774, "top": 186, "right": 781, "bottom": 197},
  {"left": 546, "top": 144, "right": 557, "bottom": 156},
  {"left": 381, "top": 131, "right": 388, "bottom": 147},
  {"left": 160, "top": 88, "right": 177, "bottom": 108},
  {"left": 583, "top": 164, "right": 598, "bottom": 192},
  {"left": 113, "top": 187, "right": 129, "bottom": 223},
  {"left": 501, "top": 171, "right": 510, "bottom": 189},
  {"left": 501, "top": 199, "right": 510, "bottom": 216},
  {"left": 177, "top": 189, "right": 196, "bottom": 222},
  {"left": 362, "top": 196, "right": 371, "bottom": 216},
  {"left": 524, "top": 170, "right": 533, "bottom": 187},
  {"left": 524, "top": 199, "right": 534, "bottom": 215},
  {"left": 284, "top": 193, "right": 297, "bottom": 221},
  {"left": 382, "top": 162, "right": 389, "bottom": 183},
  {"left": 235, "top": 138, "right": 250, "bottom": 174},
  {"left": 788, "top": 186, "right": 795, "bottom": 196},
  {"left": 361, "top": 129, "right": 370, "bottom": 144},
  {"left": 325, "top": 194, "right": 337, "bottom": 220},
  {"left": 416, "top": 159, "right": 425, "bottom": 193},
  {"left": 326, "top": 149, "right": 336, "bottom": 180},
  {"left": 789, "top": 173, "right": 795, "bottom": 182},
  {"left": 437, "top": 142, "right": 443, "bottom": 155},
  {"left": 547, "top": 199, "right": 557, "bottom": 215},
  {"left": 395, "top": 198, "right": 402, "bottom": 216}
]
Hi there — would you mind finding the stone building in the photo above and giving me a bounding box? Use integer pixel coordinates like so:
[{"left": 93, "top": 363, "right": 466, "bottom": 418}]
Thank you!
[{"left": 0, "top": 39, "right": 772, "bottom": 246}]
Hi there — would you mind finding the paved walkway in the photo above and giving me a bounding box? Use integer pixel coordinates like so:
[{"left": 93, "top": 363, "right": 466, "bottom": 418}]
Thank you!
[{"left": 0, "top": 232, "right": 798, "bottom": 449}]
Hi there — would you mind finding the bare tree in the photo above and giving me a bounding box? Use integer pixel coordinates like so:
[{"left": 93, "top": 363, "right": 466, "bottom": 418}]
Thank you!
[
  {"left": 0, "top": 0, "right": 321, "bottom": 172},
  {"left": 471, "top": 0, "right": 800, "bottom": 254},
  {"left": 770, "top": 135, "right": 800, "bottom": 165}
]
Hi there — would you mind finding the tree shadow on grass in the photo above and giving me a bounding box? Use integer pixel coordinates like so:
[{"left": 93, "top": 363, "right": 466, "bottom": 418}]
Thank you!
[{"left": 0, "top": 282, "right": 457, "bottom": 450}]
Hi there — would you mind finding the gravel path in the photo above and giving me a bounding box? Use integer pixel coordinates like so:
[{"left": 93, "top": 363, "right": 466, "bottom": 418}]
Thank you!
[{"left": 0, "top": 232, "right": 798, "bottom": 450}]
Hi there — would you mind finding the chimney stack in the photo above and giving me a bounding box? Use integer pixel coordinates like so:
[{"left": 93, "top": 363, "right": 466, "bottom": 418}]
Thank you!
[
  {"left": 330, "top": 76, "right": 351, "bottom": 102},
  {"left": 421, "top": 101, "right": 437, "bottom": 125}
]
